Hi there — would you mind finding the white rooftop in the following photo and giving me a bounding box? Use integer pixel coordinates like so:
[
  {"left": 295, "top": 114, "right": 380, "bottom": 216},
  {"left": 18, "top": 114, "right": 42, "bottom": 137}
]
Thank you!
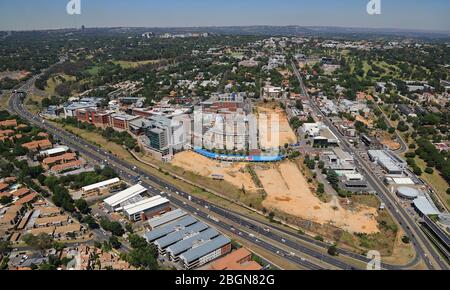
[
  {"left": 413, "top": 196, "right": 440, "bottom": 216},
  {"left": 391, "top": 177, "right": 415, "bottom": 185},
  {"left": 123, "top": 195, "right": 169, "bottom": 216},
  {"left": 39, "top": 146, "right": 69, "bottom": 156},
  {"left": 104, "top": 184, "right": 147, "bottom": 207},
  {"left": 82, "top": 178, "right": 121, "bottom": 192}
]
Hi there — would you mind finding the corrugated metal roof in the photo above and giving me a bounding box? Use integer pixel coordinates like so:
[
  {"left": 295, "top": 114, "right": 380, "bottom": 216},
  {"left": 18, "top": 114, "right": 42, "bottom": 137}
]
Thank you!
[
  {"left": 148, "top": 209, "right": 187, "bottom": 229},
  {"left": 413, "top": 196, "right": 440, "bottom": 215},
  {"left": 123, "top": 196, "right": 169, "bottom": 216},
  {"left": 180, "top": 235, "right": 230, "bottom": 264},
  {"left": 82, "top": 178, "right": 121, "bottom": 192},
  {"left": 167, "top": 228, "right": 220, "bottom": 257},
  {"left": 143, "top": 216, "right": 197, "bottom": 242},
  {"left": 104, "top": 184, "right": 146, "bottom": 207},
  {"left": 154, "top": 222, "right": 209, "bottom": 249}
]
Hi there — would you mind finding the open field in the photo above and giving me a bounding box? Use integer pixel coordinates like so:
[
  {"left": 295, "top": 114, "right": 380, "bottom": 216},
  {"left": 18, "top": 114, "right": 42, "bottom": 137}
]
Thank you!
[
  {"left": 112, "top": 60, "right": 159, "bottom": 69},
  {"left": 0, "top": 70, "right": 30, "bottom": 80},
  {"left": 256, "top": 104, "right": 297, "bottom": 149},
  {"left": 257, "top": 160, "right": 379, "bottom": 234},
  {"left": 355, "top": 115, "right": 373, "bottom": 128},
  {"left": 45, "top": 74, "right": 75, "bottom": 95},
  {"left": 171, "top": 150, "right": 257, "bottom": 192},
  {"left": 378, "top": 131, "right": 401, "bottom": 151},
  {"left": 0, "top": 91, "right": 9, "bottom": 109},
  {"left": 382, "top": 229, "right": 416, "bottom": 265}
]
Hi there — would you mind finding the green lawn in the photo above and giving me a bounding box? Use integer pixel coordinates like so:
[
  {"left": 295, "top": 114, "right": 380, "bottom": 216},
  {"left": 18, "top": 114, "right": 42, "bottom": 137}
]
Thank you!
[
  {"left": 112, "top": 60, "right": 158, "bottom": 69},
  {"left": 414, "top": 157, "right": 450, "bottom": 211}
]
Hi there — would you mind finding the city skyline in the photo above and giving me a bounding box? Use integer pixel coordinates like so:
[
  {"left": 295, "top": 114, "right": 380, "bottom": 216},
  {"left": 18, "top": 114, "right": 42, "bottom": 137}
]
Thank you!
[{"left": 0, "top": 0, "right": 449, "bottom": 32}]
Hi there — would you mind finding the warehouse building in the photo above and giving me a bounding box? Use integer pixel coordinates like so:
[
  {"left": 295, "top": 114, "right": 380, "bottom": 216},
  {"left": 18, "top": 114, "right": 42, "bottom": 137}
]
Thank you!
[
  {"left": 384, "top": 177, "right": 416, "bottom": 185},
  {"left": 39, "top": 146, "right": 70, "bottom": 157},
  {"left": 413, "top": 196, "right": 440, "bottom": 216},
  {"left": 154, "top": 222, "right": 209, "bottom": 254},
  {"left": 179, "top": 235, "right": 232, "bottom": 269},
  {"left": 123, "top": 195, "right": 170, "bottom": 222},
  {"left": 147, "top": 208, "right": 188, "bottom": 230},
  {"left": 167, "top": 228, "right": 220, "bottom": 262},
  {"left": 82, "top": 178, "right": 122, "bottom": 197},
  {"left": 143, "top": 216, "right": 197, "bottom": 242},
  {"left": 103, "top": 184, "right": 147, "bottom": 212},
  {"left": 368, "top": 150, "right": 406, "bottom": 175}
]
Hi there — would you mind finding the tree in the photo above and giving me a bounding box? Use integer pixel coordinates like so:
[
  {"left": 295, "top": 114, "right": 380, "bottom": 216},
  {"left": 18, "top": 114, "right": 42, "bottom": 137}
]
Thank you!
[
  {"left": 52, "top": 241, "right": 66, "bottom": 252},
  {"left": 100, "top": 218, "right": 125, "bottom": 236},
  {"left": 82, "top": 215, "right": 99, "bottom": 229},
  {"left": 128, "top": 234, "right": 148, "bottom": 249},
  {"left": 75, "top": 199, "right": 90, "bottom": 214},
  {"left": 317, "top": 183, "right": 325, "bottom": 194},
  {"left": 125, "top": 223, "right": 134, "bottom": 233},
  {"left": 425, "top": 167, "right": 434, "bottom": 174},
  {"left": 22, "top": 233, "right": 53, "bottom": 253},
  {"left": 127, "top": 245, "right": 159, "bottom": 270},
  {"left": 328, "top": 245, "right": 338, "bottom": 256},
  {"left": 0, "top": 240, "right": 11, "bottom": 255},
  {"left": 413, "top": 166, "right": 422, "bottom": 176},
  {"left": 109, "top": 236, "right": 121, "bottom": 249},
  {"left": 0, "top": 195, "right": 13, "bottom": 205},
  {"left": 290, "top": 117, "right": 302, "bottom": 130},
  {"left": 126, "top": 234, "right": 158, "bottom": 270},
  {"left": 326, "top": 170, "right": 339, "bottom": 190}
]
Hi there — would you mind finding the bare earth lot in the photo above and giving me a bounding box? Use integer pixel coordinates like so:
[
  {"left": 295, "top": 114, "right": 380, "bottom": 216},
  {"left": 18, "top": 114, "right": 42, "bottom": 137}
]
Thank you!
[
  {"left": 0, "top": 70, "right": 30, "bottom": 80},
  {"left": 257, "top": 105, "right": 297, "bottom": 149},
  {"left": 171, "top": 151, "right": 257, "bottom": 192},
  {"left": 256, "top": 160, "right": 379, "bottom": 234}
]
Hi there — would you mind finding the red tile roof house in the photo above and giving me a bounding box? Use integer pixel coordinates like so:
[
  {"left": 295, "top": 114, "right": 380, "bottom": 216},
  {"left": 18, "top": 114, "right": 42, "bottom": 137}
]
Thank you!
[
  {"left": 42, "top": 153, "right": 77, "bottom": 170},
  {"left": 0, "top": 119, "right": 18, "bottom": 128},
  {"left": 0, "top": 182, "right": 9, "bottom": 192},
  {"left": 21, "top": 139, "right": 53, "bottom": 151},
  {"left": 50, "top": 160, "right": 84, "bottom": 174}
]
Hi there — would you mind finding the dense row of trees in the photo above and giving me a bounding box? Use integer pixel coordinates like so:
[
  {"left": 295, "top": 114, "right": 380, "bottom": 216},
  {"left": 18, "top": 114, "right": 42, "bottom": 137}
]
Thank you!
[
  {"left": 124, "top": 234, "right": 159, "bottom": 270},
  {"left": 415, "top": 139, "right": 450, "bottom": 184}
]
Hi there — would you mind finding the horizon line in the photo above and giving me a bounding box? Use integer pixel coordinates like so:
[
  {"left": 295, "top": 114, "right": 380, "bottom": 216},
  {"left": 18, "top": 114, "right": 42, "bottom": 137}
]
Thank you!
[{"left": 2, "top": 24, "right": 450, "bottom": 35}]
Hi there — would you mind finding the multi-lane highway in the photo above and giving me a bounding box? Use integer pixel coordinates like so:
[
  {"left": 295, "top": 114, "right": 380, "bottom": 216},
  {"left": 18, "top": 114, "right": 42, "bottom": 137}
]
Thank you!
[
  {"left": 291, "top": 61, "right": 448, "bottom": 270},
  {"left": 8, "top": 89, "right": 330, "bottom": 270},
  {"left": 7, "top": 72, "right": 436, "bottom": 270}
]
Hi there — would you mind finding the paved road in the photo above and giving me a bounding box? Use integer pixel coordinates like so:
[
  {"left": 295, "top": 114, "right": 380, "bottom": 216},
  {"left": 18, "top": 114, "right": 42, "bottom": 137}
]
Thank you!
[
  {"left": 292, "top": 61, "right": 448, "bottom": 270},
  {"left": 7, "top": 72, "right": 428, "bottom": 270},
  {"left": 7, "top": 70, "right": 430, "bottom": 270},
  {"left": 8, "top": 91, "right": 329, "bottom": 270},
  {"left": 375, "top": 103, "right": 408, "bottom": 154}
]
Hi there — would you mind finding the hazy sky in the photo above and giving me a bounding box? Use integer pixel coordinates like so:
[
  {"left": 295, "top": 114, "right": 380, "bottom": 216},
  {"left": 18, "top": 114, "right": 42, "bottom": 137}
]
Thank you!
[{"left": 0, "top": 0, "right": 449, "bottom": 31}]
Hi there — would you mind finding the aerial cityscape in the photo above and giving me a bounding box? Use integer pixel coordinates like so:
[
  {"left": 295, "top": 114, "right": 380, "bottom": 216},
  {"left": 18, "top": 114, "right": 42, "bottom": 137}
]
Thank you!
[{"left": 0, "top": 0, "right": 449, "bottom": 280}]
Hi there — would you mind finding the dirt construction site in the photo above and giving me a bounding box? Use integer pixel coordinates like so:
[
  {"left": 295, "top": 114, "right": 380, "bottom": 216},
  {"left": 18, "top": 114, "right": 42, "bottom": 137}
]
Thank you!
[
  {"left": 171, "top": 150, "right": 258, "bottom": 192},
  {"left": 255, "top": 160, "right": 380, "bottom": 234},
  {"left": 256, "top": 105, "right": 297, "bottom": 149},
  {"left": 172, "top": 150, "right": 380, "bottom": 234}
]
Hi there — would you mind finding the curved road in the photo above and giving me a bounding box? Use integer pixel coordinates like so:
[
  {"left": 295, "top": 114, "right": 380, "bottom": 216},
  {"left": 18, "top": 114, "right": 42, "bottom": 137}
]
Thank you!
[
  {"left": 7, "top": 75, "right": 428, "bottom": 270},
  {"left": 292, "top": 61, "right": 448, "bottom": 270}
]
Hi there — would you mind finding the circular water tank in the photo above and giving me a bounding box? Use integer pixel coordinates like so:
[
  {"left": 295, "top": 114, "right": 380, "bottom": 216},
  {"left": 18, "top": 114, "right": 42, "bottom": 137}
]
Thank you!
[{"left": 396, "top": 186, "right": 420, "bottom": 200}]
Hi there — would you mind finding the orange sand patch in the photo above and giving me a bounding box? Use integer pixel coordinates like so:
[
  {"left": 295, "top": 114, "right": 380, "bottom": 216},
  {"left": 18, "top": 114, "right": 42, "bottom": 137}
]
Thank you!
[
  {"left": 257, "top": 106, "right": 297, "bottom": 149},
  {"left": 171, "top": 150, "right": 257, "bottom": 192},
  {"left": 257, "top": 161, "right": 379, "bottom": 234}
]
